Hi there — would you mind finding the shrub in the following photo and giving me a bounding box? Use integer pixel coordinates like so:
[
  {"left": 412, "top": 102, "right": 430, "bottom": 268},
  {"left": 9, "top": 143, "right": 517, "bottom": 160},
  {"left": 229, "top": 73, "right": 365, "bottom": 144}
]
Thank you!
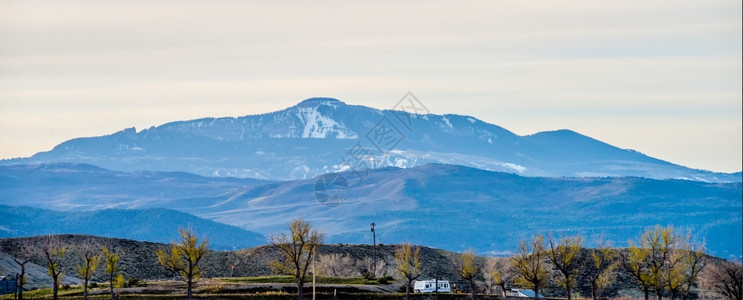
[
  {"left": 377, "top": 276, "right": 394, "bottom": 284},
  {"left": 89, "top": 282, "right": 99, "bottom": 288},
  {"left": 204, "top": 284, "right": 225, "bottom": 293},
  {"left": 124, "top": 278, "right": 147, "bottom": 287},
  {"left": 362, "top": 271, "right": 375, "bottom": 281},
  {"left": 114, "top": 274, "right": 125, "bottom": 297}
]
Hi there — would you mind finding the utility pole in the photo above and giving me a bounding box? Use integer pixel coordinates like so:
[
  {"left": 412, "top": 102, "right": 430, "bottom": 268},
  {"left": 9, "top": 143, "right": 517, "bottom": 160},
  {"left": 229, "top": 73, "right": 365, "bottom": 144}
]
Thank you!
[
  {"left": 312, "top": 253, "right": 316, "bottom": 300},
  {"left": 435, "top": 272, "right": 439, "bottom": 300},
  {"left": 370, "top": 222, "right": 376, "bottom": 276},
  {"left": 14, "top": 273, "right": 19, "bottom": 300}
]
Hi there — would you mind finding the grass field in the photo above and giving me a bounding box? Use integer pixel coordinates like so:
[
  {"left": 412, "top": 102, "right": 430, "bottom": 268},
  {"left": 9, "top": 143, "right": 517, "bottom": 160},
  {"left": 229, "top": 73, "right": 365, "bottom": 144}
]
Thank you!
[
  {"left": 0, "top": 275, "right": 443, "bottom": 299},
  {"left": 224, "top": 275, "right": 386, "bottom": 285}
]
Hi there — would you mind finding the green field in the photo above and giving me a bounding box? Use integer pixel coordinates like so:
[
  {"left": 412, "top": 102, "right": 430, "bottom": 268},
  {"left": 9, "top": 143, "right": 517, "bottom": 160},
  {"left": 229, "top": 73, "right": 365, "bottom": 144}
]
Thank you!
[{"left": 0, "top": 275, "right": 517, "bottom": 300}]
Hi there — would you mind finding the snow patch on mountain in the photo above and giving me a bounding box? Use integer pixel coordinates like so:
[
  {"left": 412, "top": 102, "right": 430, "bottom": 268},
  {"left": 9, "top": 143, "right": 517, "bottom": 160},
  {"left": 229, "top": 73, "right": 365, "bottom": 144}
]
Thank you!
[
  {"left": 295, "top": 107, "right": 358, "bottom": 139},
  {"left": 441, "top": 116, "right": 453, "bottom": 130},
  {"left": 394, "top": 158, "right": 409, "bottom": 168},
  {"left": 502, "top": 162, "right": 526, "bottom": 173}
]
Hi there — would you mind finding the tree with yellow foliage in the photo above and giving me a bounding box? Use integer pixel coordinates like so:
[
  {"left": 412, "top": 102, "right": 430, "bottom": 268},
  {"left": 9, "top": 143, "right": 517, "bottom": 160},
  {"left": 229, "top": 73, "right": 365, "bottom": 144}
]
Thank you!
[
  {"left": 42, "top": 235, "right": 65, "bottom": 300},
  {"left": 102, "top": 245, "right": 121, "bottom": 300},
  {"left": 489, "top": 257, "right": 516, "bottom": 298},
  {"left": 75, "top": 238, "right": 101, "bottom": 300},
  {"left": 512, "top": 234, "right": 548, "bottom": 299},
  {"left": 677, "top": 243, "right": 706, "bottom": 300},
  {"left": 270, "top": 218, "right": 323, "bottom": 300},
  {"left": 546, "top": 233, "right": 583, "bottom": 300},
  {"left": 113, "top": 273, "right": 126, "bottom": 299},
  {"left": 156, "top": 228, "right": 209, "bottom": 300},
  {"left": 459, "top": 248, "right": 479, "bottom": 300},
  {"left": 623, "top": 225, "right": 678, "bottom": 300},
  {"left": 394, "top": 243, "right": 422, "bottom": 300},
  {"left": 587, "top": 237, "right": 617, "bottom": 300},
  {"left": 622, "top": 240, "right": 653, "bottom": 300},
  {"left": 664, "top": 232, "right": 707, "bottom": 300}
]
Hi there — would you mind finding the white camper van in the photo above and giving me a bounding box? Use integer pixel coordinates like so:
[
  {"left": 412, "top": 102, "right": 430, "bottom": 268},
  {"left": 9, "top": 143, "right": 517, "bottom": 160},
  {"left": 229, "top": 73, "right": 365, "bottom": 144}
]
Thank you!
[{"left": 413, "top": 279, "right": 451, "bottom": 293}]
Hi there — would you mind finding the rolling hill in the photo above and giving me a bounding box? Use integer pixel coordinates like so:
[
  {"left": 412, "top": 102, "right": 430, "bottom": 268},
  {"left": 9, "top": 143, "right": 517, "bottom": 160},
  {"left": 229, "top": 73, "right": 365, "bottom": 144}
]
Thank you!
[
  {"left": 0, "top": 205, "right": 266, "bottom": 250},
  {"left": 1, "top": 163, "right": 739, "bottom": 258}
]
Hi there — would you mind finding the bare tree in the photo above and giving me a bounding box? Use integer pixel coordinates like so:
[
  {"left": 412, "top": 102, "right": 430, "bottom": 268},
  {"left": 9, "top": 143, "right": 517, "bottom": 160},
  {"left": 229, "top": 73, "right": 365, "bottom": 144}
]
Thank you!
[
  {"left": 394, "top": 243, "right": 422, "bottom": 300},
  {"left": 42, "top": 235, "right": 66, "bottom": 300},
  {"left": 485, "top": 257, "right": 516, "bottom": 297},
  {"left": 512, "top": 234, "right": 548, "bottom": 299},
  {"left": 75, "top": 238, "right": 101, "bottom": 300},
  {"left": 703, "top": 260, "right": 742, "bottom": 300},
  {"left": 102, "top": 245, "right": 121, "bottom": 300},
  {"left": 459, "top": 248, "right": 479, "bottom": 300},
  {"left": 676, "top": 239, "right": 706, "bottom": 300},
  {"left": 546, "top": 233, "right": 583, "bottom": 300},
  {"left": 156, "top": 227, "right": 209, "bottom": 300},
  {"left": 361, "top": 256, "right": 391, "bottom": 278},
  {"left": 587, "top": 237, "right": 617, "bottom": 300},
  {"left": 318, "top": 253, "right": 357, "bottom": 277},
  {"left": 10, "top": 244, "right": 33, "bottom": 300},
  {"left": 270, "top": 218, "right": 324, "bottom": 300},
  {"left": 483, "top": 257, "right": 497, "bottom": 295}
]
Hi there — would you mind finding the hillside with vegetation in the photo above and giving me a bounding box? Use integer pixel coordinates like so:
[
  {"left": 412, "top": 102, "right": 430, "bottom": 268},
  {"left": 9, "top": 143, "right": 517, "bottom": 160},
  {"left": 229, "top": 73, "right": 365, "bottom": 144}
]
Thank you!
[{"left": 0, "top": 230, "right": 739, "bottom": 299}]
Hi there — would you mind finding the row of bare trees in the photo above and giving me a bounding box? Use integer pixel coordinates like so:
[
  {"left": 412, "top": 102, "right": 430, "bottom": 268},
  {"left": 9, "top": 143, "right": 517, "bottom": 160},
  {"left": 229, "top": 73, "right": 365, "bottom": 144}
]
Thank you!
[
  {"left": 12, "top": 223, "right": 286, "bottom": 300},
  {"left": 386, "top": 225, "right": 741, "bottom": 300},
  {"left": 267, "top": 219, "right": 432, "bottom": 300},
  {"left": 266, "top": 218, "right": 452, "bottom": 300},
  {"left": 267, "top": 218, "right": 485, "bottom": 300},
  {"left": 486, "top": 225, "right": 741, "bottom": 300},
  {"left": 4, "top": 223, "right": 740, "bottom": 300},
  {"left": 316, "top": 252, "right": 393, "bottom": 278},
  {"left": 500, "top": 233, "right": 618, "bottom": 300},
  {"left": 266, "top": 220, "right": 741, "bottom": 300},
  {"left": 6, "top": 236, "right": 125, "bottom": 300},
  {"left": 3, "top": 231, "right": 205, "bottom": 300}
]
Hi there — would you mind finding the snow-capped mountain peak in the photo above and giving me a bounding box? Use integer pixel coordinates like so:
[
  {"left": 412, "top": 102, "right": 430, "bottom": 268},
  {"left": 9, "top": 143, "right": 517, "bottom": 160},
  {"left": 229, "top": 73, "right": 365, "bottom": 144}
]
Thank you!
[{"left": 4, "top": 98, "right": 740, "bottom": 182}]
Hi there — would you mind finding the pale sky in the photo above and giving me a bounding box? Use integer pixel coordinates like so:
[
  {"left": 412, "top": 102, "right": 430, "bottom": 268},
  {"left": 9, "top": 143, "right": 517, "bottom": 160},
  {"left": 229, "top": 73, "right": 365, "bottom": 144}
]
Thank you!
[{"left": 1, "top": 1, "right": 741, "bottom": 172}]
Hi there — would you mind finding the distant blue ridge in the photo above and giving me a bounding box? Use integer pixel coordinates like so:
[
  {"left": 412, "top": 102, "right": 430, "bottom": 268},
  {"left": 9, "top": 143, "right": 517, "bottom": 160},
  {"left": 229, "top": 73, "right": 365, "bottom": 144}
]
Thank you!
[{"left": 0, "top": 162, "right": 739, "bottom": 258}]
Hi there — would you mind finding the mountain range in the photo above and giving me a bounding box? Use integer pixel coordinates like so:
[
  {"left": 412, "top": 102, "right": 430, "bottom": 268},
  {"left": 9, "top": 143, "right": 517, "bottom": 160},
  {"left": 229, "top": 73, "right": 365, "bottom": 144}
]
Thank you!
[
  {"left": 0, "top": 98, "right": 740, "bottom": 258},
  {"left": 1, "top": 163, "right": 739, "bottom": 258},
  {"left": 2, "top": 98, "right": 739, "bottom": 182}
]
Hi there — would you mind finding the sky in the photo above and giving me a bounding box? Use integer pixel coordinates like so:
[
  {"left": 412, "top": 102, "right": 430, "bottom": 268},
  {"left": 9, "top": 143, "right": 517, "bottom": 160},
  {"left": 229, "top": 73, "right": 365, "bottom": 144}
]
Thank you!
[{"left": 1, "top": 1, "right": 741, "bottom": 173}]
